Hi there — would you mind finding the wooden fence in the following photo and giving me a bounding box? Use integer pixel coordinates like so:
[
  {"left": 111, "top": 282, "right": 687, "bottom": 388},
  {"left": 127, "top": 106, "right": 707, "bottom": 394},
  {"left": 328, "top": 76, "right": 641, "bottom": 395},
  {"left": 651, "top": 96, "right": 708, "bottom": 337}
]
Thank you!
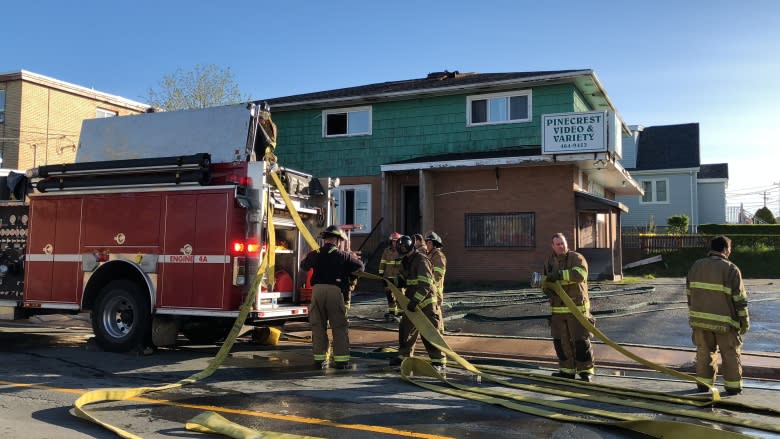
[{"left": 623, "top": 234, "right": 710, "bottom": 255}]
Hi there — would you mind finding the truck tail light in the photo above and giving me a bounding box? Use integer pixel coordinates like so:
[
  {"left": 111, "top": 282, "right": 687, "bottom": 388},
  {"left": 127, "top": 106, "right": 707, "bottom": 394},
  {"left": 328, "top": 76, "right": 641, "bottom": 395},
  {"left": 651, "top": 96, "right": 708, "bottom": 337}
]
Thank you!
[
  {"left": 227, "top": 175, "right": 253, "bottom": 187},
  {"left": 231, "top": 241, "right": 246, "bottom": 255},
  {"left": 96, "top": 251, "right": 109, "bottom": 262},
  {"left": 230, "top": 239, "right": 261, "bottom": 256}
]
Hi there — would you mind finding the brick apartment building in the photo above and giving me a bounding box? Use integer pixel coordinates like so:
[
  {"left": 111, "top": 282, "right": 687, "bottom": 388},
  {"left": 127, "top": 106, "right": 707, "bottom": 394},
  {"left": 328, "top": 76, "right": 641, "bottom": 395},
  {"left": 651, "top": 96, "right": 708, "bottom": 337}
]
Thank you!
[{"left": 0, "top": 70, "right": 148, "bottom": 170}]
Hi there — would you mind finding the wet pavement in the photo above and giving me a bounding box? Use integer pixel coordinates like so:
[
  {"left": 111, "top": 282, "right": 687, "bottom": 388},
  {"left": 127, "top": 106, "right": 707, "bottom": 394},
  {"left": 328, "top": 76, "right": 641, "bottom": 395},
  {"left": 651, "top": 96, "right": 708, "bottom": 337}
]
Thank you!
[{"left": 0, "top": 277, "right": 778, "bottom": 438}]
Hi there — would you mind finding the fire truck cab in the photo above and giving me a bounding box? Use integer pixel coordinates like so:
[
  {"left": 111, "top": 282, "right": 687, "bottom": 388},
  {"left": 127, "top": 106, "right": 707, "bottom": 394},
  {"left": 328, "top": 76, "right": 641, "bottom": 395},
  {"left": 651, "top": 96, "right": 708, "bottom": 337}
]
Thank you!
[{"left": 0, "top": 104, "right": 334, "bottom": 352}]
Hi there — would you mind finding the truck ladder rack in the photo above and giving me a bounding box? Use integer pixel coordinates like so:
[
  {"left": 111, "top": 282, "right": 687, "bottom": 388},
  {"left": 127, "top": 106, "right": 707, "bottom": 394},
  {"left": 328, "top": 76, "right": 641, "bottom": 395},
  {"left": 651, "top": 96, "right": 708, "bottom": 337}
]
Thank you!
[{"left": 31, "top": 153, "right": 212, "bottom": 192}]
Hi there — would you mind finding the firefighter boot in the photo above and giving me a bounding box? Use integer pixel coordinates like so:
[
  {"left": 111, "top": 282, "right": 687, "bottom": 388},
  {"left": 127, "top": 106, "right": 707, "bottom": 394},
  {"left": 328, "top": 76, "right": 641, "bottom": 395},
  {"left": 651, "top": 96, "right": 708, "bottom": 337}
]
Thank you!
[
  {"left": 578, "top": 372, "right": 593, "bottom": 382},
  {"left": 551, "top": 371, "right": 576, "bottom": 379},
  {"left": 333, "top": 361, "right": 351, "bottom": 370}
]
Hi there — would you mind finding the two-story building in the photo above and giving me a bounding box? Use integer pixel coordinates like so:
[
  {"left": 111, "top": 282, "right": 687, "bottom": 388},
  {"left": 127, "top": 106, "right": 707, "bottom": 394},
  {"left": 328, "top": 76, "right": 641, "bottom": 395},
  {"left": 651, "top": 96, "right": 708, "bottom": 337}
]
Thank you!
[
  {"left": 266, "top": 70, "right": 642, "bottom": 283},
  {"left": 0, "top": 70, "right": 148, "bottom": 170},
  {"left": 618, "top": 123, "right": 729, "bottom": 233}
]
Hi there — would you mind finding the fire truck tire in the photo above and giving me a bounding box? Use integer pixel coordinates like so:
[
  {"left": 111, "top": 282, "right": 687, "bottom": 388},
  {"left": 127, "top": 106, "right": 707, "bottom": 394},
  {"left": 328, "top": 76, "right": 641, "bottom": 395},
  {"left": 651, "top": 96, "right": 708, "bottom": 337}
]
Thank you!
[{"left": 91, "top": 280, "right": 151, "bottom": 352}]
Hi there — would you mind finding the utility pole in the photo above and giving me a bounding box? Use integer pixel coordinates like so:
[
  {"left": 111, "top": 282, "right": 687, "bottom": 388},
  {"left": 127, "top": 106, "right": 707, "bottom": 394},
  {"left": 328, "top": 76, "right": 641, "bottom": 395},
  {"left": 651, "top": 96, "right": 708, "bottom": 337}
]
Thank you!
[{"left": 775, "top": 181, "right": 780, "bottom": 219}]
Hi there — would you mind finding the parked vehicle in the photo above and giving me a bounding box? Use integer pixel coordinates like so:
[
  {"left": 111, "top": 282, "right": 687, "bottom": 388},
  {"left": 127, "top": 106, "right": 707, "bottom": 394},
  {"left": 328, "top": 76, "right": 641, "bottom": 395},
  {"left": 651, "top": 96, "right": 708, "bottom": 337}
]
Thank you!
[{"left": 0, "top": 104, "right": 333, "bottom": 352}]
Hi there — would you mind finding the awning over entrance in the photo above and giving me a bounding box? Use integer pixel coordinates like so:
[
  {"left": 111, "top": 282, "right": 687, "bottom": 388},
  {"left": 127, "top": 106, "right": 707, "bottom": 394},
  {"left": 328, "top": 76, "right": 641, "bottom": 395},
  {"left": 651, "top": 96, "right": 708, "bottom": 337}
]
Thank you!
[{"left": 575, "top": 190, "right": 629, "bottom": 213}]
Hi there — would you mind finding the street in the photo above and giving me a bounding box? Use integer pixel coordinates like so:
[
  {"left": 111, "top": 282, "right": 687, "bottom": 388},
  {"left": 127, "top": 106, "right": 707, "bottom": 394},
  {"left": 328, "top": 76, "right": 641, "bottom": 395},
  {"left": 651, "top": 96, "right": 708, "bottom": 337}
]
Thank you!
[{"left": 1, "top": 278, "right": 779, "bottom": 439}]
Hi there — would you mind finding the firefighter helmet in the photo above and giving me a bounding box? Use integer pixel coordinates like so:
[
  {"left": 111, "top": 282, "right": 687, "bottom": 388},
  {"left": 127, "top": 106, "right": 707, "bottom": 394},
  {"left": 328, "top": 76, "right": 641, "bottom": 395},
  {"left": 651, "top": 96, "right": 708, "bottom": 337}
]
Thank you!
[
  {"left": 425, "top": 232, "right": 443, "bottom": 248},
  {"left": 389, "top": 231, "right": 402, "bottom": 241},
  {"left": 321, "top": 225, "right": 347, "bottom": 241},
  {"left": 397, "top": 235, "right": 415, "bottom": 255}
]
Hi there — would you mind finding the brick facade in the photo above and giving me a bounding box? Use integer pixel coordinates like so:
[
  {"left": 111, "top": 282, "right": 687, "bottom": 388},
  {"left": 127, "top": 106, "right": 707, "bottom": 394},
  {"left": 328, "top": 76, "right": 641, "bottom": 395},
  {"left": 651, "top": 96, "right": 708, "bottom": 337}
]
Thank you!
[{"left": 0, "top": 71, "right": 147, "bottom": 170}]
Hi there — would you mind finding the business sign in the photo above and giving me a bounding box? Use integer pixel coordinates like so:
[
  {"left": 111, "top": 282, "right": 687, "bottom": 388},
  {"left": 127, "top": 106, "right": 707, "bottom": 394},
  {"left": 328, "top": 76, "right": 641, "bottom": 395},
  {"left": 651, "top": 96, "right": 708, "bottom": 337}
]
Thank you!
[{"left": 542, "top": 111, "right": 610, "bottom": 154}]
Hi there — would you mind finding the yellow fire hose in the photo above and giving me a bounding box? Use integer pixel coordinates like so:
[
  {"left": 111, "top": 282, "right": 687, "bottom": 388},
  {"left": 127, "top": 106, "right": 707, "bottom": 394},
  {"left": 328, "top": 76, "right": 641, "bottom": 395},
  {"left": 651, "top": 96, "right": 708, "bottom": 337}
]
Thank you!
[
  {"left": 73, "top": 171, "right": 322, "bottom": 439},
  {"left": 72, "top": 165, "right": 776, "bottom": 438},
  {"left": 354, "top": 272, "right": 778, "bottom": 437}
]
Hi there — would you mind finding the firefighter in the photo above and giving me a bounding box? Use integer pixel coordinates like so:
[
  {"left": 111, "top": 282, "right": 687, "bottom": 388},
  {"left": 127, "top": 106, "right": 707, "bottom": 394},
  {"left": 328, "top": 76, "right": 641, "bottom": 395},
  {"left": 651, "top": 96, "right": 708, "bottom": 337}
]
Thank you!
[
  {"left": 389, "top": 235, "right": 446, "bottom": 370},
  {"left": 543, "top": 232, "right": 595, "bottom": 382},
  {"left": 425, "top": 232, "right": 447, "bottom": 328},
  {"left": 686, "top": 235, "right": 749, "bottom": 395},
  {"left": 300, "top": 225, "right": 364, "bottom": 370},
  {"left": 378, "top": 232, "right": 403, "bottom": 321},
  {"left": 413, "top": 233, "right": 426, "bottom": 254},
  {"left": 253, "top": 101, "right": 277, "bottom": 161}
]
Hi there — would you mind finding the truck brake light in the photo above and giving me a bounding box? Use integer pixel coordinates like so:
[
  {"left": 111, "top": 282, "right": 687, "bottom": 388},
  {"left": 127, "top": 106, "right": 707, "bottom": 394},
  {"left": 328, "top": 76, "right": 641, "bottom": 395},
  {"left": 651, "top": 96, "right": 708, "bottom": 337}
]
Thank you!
[
  {"left": 227, "top": 175, "right": 253, "bottom": 187},
  {"left": 231, "top": 241, "right": 245, "bottom": 254},
  {"left": 230, "top": 239, "right": 260, "bottom": 256}
]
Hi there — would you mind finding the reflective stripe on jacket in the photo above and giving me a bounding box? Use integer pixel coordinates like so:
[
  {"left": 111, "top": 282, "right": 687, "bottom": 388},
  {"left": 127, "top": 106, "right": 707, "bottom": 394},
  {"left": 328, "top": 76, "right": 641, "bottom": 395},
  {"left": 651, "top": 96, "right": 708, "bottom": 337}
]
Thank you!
[
  {"left": 427, "top": 247, "right": 447, "bottom": 297},
  {"left": 543, "top": 250, "right": 590, "bottom": 312},
  {"left": 401, "top": 250, "right": 438, "bottom": 309},
  {"left": 378, "top": 247, "right": 401, "bottom": 280},
  {"left": 686, "top": 251, "right": 749, "bottom": 333}
]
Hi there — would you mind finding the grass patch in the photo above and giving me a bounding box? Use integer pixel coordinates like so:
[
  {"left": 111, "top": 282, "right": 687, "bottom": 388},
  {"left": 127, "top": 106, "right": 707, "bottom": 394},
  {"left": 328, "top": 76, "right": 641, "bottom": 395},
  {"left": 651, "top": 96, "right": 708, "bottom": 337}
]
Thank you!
[{"left": 624, "top": 248, "right": 780, "bottom": 278}]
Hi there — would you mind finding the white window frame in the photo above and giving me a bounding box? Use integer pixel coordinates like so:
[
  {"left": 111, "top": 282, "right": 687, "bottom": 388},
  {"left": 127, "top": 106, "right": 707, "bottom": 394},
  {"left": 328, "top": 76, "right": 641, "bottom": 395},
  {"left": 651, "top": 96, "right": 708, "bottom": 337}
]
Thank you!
[
  {"left": 639, "top": 178, "right": 670, "bottom": 204},
  {"left": 467, "top": 90, "right": 532, "bottom": 126},
  {"left": 322, "top": 106, "right": 372, "bottom": 138},
  {"left": 96, "top": 108, "right": 117, "bottom": 118},
  {"left": 332, "top": 184, "right": 371, "bottom": 234},
  {"left": 0, "top": 90, "right": 5, "bottom": 123}
]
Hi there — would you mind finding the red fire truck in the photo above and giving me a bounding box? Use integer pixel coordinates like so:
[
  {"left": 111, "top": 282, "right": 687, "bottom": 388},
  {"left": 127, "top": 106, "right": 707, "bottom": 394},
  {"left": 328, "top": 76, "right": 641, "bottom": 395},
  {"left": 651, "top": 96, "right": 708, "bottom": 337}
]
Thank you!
[{"left": 0, "top": 104, "right": 334, "bottom": 352}]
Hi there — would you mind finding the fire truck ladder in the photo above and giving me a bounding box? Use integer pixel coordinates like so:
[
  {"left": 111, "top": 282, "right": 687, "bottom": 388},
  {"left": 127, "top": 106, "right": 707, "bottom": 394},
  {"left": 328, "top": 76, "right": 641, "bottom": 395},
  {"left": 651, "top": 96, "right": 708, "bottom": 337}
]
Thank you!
[{"left": 30, "top": 153, "right": 212, "bottom": 192}]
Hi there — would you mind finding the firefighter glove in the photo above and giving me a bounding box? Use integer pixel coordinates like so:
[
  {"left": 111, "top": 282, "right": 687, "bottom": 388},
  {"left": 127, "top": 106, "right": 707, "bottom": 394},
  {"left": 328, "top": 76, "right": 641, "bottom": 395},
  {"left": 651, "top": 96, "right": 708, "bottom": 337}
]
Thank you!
[
  {"left": 739, "top": 318, "right": 750, "bottom": 335},
  {"left": 406, "top": 300, "right": 419, "bottom": 312},
  {"left": 545, "top": 270, "right": 562, "bottom": 282}
]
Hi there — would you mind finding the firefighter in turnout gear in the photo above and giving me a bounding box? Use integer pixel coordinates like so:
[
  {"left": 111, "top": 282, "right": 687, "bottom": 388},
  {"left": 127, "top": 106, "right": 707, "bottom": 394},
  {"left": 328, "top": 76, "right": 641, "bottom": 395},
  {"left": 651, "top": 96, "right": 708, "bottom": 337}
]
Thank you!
[
  {"left": 425, "top": 232, "right": 447, "bottom": 330},
  {"left": 378, "top": 232, "right": 403, "bottom": 321},
  {"left": 543, "top": 232, "right": 595, "bottom": 382},
  {"left": 389, "top": 235, "right": 446, "bottom": 370},
  {"left": 686, "top": 235, "right": 749, "bottom": 395},
  {"left": 300, "top": 225, "right": 364, "bottom": 370}
]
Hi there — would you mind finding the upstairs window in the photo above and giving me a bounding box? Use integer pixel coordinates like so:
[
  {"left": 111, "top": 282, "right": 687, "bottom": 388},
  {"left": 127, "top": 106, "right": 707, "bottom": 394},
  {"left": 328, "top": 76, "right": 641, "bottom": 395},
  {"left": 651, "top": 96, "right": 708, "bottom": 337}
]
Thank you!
[
  {"left": 640, "top": 179, "right": 669, "bottom": 204},
  {"left": 0, "top": 90, "right": 5, "bottom": 123},
  {"left": 96, "top": 108, "right": 117, "bottom": 118},
  {"left": 467, "top": 90, "right": 531, "bottom": 126},
  {"left": 323, "top": 106, "right": 371, "bottom": 137}
]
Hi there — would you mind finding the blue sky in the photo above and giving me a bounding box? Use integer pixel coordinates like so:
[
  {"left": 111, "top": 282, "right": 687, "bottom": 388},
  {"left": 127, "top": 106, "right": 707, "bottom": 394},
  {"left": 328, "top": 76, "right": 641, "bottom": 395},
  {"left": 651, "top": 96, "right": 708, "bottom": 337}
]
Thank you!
[{"left": 4, "top": 1, "right": 779, "bottom": 214}]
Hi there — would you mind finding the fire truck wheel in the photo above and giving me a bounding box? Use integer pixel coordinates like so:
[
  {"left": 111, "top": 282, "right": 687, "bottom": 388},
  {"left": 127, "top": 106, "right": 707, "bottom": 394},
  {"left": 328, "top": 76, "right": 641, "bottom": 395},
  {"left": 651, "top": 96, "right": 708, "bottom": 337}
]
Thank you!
[{"left": 91, "top": 280, "right": 151, "bottom": 352}]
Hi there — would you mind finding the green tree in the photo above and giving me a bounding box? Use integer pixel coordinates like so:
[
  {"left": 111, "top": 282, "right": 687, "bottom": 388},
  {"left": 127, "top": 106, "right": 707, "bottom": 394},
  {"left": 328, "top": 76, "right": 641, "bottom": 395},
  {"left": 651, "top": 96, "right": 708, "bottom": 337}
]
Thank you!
[
  {"left": 754, "top": 206, "right": 778, "bottom": 224},
  {"left": 667, "top": 214, "right": 690, "bottom": 234},
  {"left": 147, "top": 64, "right": 249, "bottom": 111}
]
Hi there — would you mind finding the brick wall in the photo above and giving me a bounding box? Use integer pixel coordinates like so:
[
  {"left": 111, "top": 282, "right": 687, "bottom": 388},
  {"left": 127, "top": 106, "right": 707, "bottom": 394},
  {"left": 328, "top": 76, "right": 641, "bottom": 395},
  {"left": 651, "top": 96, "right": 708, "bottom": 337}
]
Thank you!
[
  {"left": 427, "top": 165, "right": 577, "bottom": 282},
  {"left": 0, "top": 77, "right": 144, "bottom": 170}
]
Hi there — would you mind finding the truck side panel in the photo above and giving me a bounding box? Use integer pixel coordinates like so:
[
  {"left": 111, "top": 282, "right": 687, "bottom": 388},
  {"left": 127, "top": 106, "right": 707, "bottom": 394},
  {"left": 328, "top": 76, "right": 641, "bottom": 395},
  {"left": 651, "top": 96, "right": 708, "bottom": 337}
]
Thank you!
[
  {"left": 25, "top": 197, "right": 82, "bottom": 304},
  {"left": 160, "top": 191, "right": 231, "bottom": 309},
  {"left": 192, "top": 192, "right": 230, "bottom": 309},
  {"left": 83, "top": 194, "right": 162, "bottom": 246}
]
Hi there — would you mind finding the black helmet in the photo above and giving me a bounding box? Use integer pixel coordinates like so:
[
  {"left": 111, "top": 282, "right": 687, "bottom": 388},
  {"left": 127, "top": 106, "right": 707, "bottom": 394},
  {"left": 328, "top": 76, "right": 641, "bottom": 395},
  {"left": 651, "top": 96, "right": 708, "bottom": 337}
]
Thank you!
[
  {"left": 321, "top": 225, "right": 347, "bottom": 241},
  {"left": 397, "top": 235, "right": 415, "bottom": 255},
  {"left": 425, "top": 232, "right": 443, "bottom": 247}
]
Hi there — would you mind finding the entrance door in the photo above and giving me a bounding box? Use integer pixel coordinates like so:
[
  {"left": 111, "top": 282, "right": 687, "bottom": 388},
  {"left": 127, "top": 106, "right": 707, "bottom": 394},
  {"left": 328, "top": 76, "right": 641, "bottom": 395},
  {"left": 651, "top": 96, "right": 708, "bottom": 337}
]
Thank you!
[{"left": 403, "top": 185, "right": 420, "bottom": 235}]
